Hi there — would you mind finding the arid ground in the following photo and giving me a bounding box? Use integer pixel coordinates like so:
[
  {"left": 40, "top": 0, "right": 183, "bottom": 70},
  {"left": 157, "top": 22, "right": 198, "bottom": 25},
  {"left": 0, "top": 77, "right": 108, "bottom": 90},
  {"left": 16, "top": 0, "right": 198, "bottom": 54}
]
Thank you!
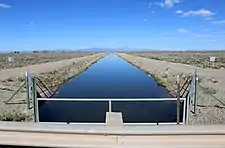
[
  {"left": 130, "top": 51, "right": 225, "bottom": 69},
  {"left": 0, "top": 52, "right": 106, "bottom": 121},
  {"left": 0, "top": 52, "right": 95, "bottom": 69},
  {"left": 118, "top": 52, "right": 225, "bottom": 124}
]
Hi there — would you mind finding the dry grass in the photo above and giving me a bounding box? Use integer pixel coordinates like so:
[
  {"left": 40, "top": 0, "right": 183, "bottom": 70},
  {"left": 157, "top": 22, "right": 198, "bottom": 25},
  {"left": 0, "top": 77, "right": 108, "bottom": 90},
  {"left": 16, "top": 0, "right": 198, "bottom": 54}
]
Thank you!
[
  {"left": 0, "top": 110, "right": 28, "bottom": 121},
  {"left": 0, "top": 52, "right": 95, "bottom": 69},
  {"left": 129, "top": 51, "right": 225, "bottom": 69}
]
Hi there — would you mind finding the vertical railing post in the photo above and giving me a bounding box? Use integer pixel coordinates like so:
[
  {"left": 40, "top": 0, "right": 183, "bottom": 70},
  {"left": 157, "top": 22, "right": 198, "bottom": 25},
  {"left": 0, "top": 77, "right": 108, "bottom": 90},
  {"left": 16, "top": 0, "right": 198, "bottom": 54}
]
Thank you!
[
  {"left": 32, "top": 77, "right": 39, "bottom": 122},
  {"left": 109, "top": 100, "right": 112, "bottom": 112},
  {"left": 25, "top": 72, "right": 30, "bottom": 109},
  {"left": 194, "top": 65, "right": 197, "bottom": 114},
  {"left": 186, "top": 86, "right": 190, "bottom": 124},
  {"left": 177, "top": 75, "right": 181, "bottom": 124},
  {"left": 183, "top": 98, "right": 187, "bottom": 124}
]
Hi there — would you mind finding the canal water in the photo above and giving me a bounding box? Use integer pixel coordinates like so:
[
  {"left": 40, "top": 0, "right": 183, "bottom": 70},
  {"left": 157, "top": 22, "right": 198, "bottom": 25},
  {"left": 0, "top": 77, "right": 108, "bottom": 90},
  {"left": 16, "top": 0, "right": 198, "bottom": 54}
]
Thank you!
[{"left": 39, "top": 54, "right": 183, "bottom": 123}]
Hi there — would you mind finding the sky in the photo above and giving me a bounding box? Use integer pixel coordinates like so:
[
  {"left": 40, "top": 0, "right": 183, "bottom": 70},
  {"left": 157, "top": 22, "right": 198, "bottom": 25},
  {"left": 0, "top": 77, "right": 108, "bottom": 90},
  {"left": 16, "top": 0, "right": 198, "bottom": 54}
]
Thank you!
[{"left": 0, "top": 0, "right": 225, "bottom": 51}]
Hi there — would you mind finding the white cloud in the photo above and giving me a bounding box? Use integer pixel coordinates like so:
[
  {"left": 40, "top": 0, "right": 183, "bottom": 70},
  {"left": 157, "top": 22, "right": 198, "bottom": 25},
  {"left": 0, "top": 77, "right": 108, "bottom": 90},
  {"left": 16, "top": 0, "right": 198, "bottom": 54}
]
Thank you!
[
  {"left": 151, "top": 11, "right": 155, "bottom": 14},
  {"left": 164, "top": 0, "right": 180, "bottom": 8},
  {"left": 155, "top": 2, "right": 165, "bottom": 7},
  {"left": 175, "top": 10, "right": 183, "bottom": 14},
  {"left": 28, "top": 21, "right": 36, "bottom": 27},
  {"left": 208, "top": 39, "right": 217, "bottom": 42},
  {"left": 205, "top": 17, "right": 213, "bottom": 20},
  {"left": 211, "top": 20, "right": 225, "bottom": 24},
  {"left": 156, "top": 0, "right": 180, "bottom": 8},
  {"left": 193, "top": 33, "right": 209, "bottom": 38},
  {"left": 161, "top": 36, "right": 173, "bottom": 40},
  {"left": 0, "top": 3, "right": 11, "bottom": 8},
  {"left": 177, "top": 28, "right": 188, "bottom": 33},
  {"left": 143, "top": 19, "right": 148, "bottom": 22},
  {"left": 211, "top": 31, "right": 225, "bottom": 35},
  {"left": 148, "top": 2, "right": 153, "bottom": 8},
  {"left": 178, "top": 9, "right": 215, "bottom": 17}
]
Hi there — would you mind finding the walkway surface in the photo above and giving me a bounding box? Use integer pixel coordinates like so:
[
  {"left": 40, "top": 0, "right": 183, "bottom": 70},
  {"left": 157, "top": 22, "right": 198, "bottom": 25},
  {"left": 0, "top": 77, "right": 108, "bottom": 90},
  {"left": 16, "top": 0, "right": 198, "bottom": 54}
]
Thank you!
[
  {"left": 0, "top": 54, "right": 103, "bottom": 81},
  {"left": 0, "top": 122, "right": 225, "bottom": 147}
]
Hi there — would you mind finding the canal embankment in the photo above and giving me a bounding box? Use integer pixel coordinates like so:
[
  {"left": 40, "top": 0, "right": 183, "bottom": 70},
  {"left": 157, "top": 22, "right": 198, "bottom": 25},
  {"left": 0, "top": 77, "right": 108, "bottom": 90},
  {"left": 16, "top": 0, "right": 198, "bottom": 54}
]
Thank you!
[
  {"left": 39, "top": 54, "right": 180, "bottom": 123},
  {"left": 0, "top": 53, "right": 106, "bottom": 121},
  {"left": 117, "top": 52, "right": 225, "bottom": 125},
  {"left": 52, "top": 53, "right": 169, "bottom": 98}
]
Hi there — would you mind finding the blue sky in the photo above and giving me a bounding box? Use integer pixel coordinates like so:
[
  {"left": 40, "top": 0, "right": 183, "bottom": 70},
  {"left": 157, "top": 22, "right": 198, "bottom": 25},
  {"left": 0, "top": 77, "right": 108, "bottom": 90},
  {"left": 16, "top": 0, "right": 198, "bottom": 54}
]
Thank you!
[{"left": 0, "top": 0, "right": 225, "bottom": 51}]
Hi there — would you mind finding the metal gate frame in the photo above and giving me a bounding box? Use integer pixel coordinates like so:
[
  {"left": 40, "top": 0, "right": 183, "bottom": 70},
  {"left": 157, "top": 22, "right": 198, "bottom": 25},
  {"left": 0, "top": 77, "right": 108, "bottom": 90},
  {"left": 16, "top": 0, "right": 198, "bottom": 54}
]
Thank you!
[
  {"left": 34, "top": 96, "right": 187, "bottom": 125},
  {"left": 187, "top": 66, "right": 197, "bottom": 114}
]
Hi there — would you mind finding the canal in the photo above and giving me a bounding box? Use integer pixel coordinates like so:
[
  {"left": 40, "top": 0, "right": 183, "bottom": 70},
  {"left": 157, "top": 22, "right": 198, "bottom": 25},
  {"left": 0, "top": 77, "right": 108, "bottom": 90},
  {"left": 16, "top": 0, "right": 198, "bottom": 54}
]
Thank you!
[{"left": 39, "top": 54, "right": 183, "bottom": 123}]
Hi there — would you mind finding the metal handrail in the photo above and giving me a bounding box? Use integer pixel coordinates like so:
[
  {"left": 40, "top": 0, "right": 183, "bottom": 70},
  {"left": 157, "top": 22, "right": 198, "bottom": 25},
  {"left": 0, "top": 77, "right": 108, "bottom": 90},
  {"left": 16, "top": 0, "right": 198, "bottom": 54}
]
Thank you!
[
  {"left": 37, "top": 98, "right": 186, "bottom": 101},
  {"left": 36, "top": 82, "right": 49, "bottom": 98},
  {"left": 36, "top": 97, "right": 187, "bottom": 124},
  {"left": 180, "top": 76, "right": 192, "bottom": 97},
  {"left": 35, "top": 76, "right": 53, "bottom": 96}
]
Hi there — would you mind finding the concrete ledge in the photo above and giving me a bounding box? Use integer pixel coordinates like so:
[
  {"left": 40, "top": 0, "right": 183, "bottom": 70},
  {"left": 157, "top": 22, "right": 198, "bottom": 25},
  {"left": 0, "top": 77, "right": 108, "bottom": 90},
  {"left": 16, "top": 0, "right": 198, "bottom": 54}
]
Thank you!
[
  {"left": 106, "top": 112, "right": 123, "bottom": 127},
  {"left": 0, "top": 122, "right": 225, "bottom": 147},
  {"left": 1, "top": 122, "right": 225, "bottom": 147},
  {"left": 0, "top": 121, "right": 225, "bottom": 135}
]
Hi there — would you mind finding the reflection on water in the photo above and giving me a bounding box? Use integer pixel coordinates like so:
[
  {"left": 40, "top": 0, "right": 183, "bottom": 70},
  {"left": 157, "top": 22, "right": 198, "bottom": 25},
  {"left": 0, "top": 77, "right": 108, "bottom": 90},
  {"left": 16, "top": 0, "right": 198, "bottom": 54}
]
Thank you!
[
  {"left": 53, "top": 54, "right": 169, "bottom": 98},
  {"left": 39, "top": 54, "right": 183, "bottom": 123}
]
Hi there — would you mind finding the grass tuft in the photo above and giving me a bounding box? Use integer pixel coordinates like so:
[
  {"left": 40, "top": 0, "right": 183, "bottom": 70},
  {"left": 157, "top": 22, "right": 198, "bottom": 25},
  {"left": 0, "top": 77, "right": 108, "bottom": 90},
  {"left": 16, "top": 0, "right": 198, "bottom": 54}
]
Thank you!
[
  {"left": 204, "top": 87, "right": 217, "bottom": 94},
  {"left": 0, "top": 110, "right": 28, "bottom": 121},
  {"left": 153, "top": 75, "right": 167, "bottom": 86}
]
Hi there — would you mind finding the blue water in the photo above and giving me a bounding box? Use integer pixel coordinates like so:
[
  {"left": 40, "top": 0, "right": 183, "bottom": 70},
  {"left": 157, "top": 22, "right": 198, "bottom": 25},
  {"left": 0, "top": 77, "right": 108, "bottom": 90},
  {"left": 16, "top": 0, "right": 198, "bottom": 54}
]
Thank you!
[
  {"left": 39, "top": 54, "right": 184, "bottom": 123},
  {"left": 53, "top": 54, "right": 169, "bottom": 98}
]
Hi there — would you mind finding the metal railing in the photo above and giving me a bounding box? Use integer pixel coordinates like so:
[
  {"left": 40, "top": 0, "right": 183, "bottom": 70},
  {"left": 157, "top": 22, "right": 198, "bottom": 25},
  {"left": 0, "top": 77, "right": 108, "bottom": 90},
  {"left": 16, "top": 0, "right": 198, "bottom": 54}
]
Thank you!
[
  {"left": 35, "top": 97, "right": 187, "bottom": 125},
  {"left": 3, "top": 68, "right": 194, "bottom": 125},
  {"left": 35, "top": 76, "right": 53, "bottom": 98},
  {"left": 186, "top": 65, "right": 197, "bottom": 115},
  {"left": 26, "top": 65, "right": 200, "bottom": 125}
]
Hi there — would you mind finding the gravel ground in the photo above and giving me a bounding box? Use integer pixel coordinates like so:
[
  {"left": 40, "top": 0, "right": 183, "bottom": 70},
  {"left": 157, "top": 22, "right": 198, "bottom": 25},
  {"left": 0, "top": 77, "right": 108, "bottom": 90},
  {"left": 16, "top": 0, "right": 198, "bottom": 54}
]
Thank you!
[
  {"left": 0, "top": 53, "right": 106, "bottom": 121},
  {"left": 117, "top": 53, "right": 225, "bottom": 125}
]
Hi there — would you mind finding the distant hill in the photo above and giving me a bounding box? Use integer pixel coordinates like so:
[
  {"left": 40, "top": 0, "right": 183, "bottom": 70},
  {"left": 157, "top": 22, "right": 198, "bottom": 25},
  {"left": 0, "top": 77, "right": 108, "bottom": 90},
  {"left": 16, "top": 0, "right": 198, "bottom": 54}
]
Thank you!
[{"left": 1, "top": 48, "right": 224, "bottom": 53}]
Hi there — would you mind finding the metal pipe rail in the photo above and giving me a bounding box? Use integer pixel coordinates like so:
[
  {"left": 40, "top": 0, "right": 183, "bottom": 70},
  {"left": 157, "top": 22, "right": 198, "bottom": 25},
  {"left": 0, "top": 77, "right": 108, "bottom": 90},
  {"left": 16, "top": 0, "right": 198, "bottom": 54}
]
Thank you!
[
  {"left": 0, "top": 122, "right": 225, "bottom": 147},
  {"left": 36, "top": 98, "right": 187, "bottom": 124},
  {"left": 37, "top": 98, "right": 186, "bottom": 101}
]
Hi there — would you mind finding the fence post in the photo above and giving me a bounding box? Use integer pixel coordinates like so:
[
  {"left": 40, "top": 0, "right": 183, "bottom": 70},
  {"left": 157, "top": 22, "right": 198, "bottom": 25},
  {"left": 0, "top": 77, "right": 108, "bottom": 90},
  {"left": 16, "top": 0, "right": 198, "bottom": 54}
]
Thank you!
[
  {"left": 177, "top": 75, "right": 180, "bottom": 124},
  {"left": 194, "top": 65, "right": 197, "bottom": 114},
  {"left": 26, "top": 72, "right": 30, "bottom": 109},
  {"left": 186, "top": 88, "right": 190, "bottom": 124},
  {"left": 32, "top": 77, "right": 39, "bottom": 122},
  {"left": 109, "top": 100, "right": 112, "bottom": 112}
]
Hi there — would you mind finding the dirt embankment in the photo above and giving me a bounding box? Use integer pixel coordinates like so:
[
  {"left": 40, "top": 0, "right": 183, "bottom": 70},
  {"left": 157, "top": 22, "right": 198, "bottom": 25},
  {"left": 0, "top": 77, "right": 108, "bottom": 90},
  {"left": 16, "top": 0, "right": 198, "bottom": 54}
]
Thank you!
[
  {"left": 130, "top": 51, "right": 225, "bottom": 69},
  {"left": 117, "top": 53, "right": 225, "bottom": 125},
  {"left": 0, "top": 53, "right": 106, "bottom": 121},
  {"left": 0, "top": 52, "right": 95, "bottom": 69}
]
